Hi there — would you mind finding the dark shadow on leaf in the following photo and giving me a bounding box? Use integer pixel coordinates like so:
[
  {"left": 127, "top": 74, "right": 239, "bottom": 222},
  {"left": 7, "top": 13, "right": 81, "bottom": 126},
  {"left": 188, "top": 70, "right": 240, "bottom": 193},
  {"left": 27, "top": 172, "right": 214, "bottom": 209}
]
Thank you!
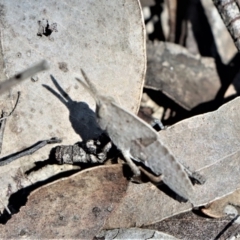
[
  {"left": 0, "top": 168, "right": 80, "bottom": 224},
  {"left": 42, "top": 75, "right": 103, "bottom": 142}
]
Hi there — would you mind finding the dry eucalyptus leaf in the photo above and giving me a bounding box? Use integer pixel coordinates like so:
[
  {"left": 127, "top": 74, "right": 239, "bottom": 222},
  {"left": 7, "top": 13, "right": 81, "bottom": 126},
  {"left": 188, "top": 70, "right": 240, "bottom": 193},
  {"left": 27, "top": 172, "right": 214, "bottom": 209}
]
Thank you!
[
  {"left": 104, "top": 182, "right": 192, "bottom": 228},
  {"left": 202, "top": 189, "right": 240, "bottom": 218},
  {"left": 105, "top": 97, "right": 240, "bottom": 227},
  {"left": 145, "top": 41, "right": 221, "bottom": 110},
  {"left": 0, "top": 165, "right": 128, "bottom": 239},
  {"left": 0, "top": 0, "right": 145, "bottom": 212},
  {"left": 96, "top": 228, "right": 178, "bottom": 239}
]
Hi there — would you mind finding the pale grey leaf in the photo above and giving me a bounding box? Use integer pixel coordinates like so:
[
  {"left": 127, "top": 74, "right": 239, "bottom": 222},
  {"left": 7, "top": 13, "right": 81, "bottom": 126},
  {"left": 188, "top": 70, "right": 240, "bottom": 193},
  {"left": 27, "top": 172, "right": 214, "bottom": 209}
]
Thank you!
[
  {"left": 0, "top": 0, "right": 146, "bottom": 213},
  {"left": 96, "top": 228, "right": 178, "bottom": 240},
  {"left": 145, "top": 41, "right": 221, "bottom": 110},
  {"left": 0, "top": 0, "right": 145, "bottom": 158}
]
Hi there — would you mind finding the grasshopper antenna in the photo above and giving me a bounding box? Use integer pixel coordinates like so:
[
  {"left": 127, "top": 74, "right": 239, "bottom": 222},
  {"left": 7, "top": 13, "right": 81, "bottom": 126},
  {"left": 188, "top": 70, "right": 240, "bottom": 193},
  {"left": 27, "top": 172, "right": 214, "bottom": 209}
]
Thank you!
[{"left": 76, "top": 69, "right": 101, "bottom": 105}]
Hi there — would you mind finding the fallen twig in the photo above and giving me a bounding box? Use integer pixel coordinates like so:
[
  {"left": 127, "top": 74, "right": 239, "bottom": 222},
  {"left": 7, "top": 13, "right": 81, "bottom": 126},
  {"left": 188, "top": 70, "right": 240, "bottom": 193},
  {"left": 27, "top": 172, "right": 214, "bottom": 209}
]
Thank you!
[{"left": 0, "top": 137, "right": 61, "bottom": 166}]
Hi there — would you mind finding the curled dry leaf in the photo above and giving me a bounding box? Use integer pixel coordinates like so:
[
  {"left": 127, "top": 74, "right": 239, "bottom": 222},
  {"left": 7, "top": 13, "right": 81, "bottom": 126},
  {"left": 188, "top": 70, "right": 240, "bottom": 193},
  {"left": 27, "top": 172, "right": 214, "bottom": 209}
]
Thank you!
[
  {"left": 145, "top": 41, "right": 221, "bottom": 110},
  {"left": 202, "top": 189, "right": 240, "bottom": 218},
  {"left": 104, "top": 97, "right": 240, "bottom": 228},
  {"left": 0, "top": 165, "right": 128, "bottom": 239},
  {"left": 0, "top": 0, "right": 145, "bottom": 212}
]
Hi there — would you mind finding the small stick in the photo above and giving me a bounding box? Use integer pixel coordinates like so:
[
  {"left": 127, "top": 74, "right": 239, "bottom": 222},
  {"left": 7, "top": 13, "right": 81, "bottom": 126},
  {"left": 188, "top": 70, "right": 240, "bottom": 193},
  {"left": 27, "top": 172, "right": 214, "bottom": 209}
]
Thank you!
[
  {"left": 0, "top": 112, "right": 7, "bottom": 155},
  {"left": 0, "top": 92, "right": 21, "bottom": 154},
  {"left": 0, "top": 137, "right": 61, "bottom": 166},
  {"left": 0, "top": 60, "right": 49, "bottom": 95},
  {"left": 0, "top": 91, "right": 21, "bottom": 122}
]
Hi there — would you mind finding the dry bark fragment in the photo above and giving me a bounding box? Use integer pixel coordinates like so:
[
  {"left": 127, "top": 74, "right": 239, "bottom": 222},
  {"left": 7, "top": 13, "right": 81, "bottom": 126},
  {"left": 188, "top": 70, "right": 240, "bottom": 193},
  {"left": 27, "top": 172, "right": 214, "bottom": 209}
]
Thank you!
[{"left": 213, "top": 0, "right": 240, "bottom": 51}]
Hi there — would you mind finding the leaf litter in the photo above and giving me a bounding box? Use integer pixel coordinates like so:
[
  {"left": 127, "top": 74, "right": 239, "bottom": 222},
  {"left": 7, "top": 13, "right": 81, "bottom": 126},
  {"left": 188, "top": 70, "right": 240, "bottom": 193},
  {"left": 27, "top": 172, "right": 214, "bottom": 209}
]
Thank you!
[
  {"left": 104, "top": 96, "right": 240, "bottom": 228},
  {"left": 0, "top": 0, "right": 146, "bottom": 202},
  {"left": 1, "top": 0, "right": 240, "bottom": 239},
  {"left": 0, "top": 0, "right": 146, "bottom": 216}
]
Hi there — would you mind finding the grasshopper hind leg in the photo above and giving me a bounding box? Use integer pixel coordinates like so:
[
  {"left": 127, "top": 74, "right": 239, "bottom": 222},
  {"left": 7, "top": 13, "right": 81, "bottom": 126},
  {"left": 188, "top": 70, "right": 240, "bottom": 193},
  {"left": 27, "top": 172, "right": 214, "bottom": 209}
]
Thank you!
[{"left": 121, "top": 150, "right": 141, "bottom": 176}]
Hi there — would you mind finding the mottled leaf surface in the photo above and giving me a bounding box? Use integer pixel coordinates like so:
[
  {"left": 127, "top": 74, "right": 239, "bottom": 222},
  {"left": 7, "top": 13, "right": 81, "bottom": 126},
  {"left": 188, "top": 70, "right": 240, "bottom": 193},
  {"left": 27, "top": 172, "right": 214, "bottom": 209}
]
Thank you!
[
  {"left": 145, "top": 41, "right": 220, "bottom": 110},
  {"left": 0, "top": 165, "right": 128, "bottom": 239},
  {"left": 202, "top": 189, "right": 240, "bottom": 218},
  {"left": 200, "top": 0, "right": 237, "bottom": 64},
  {"left": 96, "top": 228, "right": 178, "bottom": 239},
  {"left": 104, "top": 182, "right": 192, "bottom": 228},
  {"left": 0, "top": 163, "right": 80, "bottom": 213}
]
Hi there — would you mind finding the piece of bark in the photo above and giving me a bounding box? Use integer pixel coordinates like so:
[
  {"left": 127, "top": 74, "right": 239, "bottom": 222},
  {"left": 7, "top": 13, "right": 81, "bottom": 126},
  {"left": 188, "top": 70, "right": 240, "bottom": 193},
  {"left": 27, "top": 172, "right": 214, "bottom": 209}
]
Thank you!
[
  {"left": 0, "top": 0, "right": 146, "bottom": 172},
  {"left": 145, "top": 41, "right": 221, "bottom": 110},
  {"left": 212, "top": 0, "right": 240, "bottom": 52},
  {"left": 0, "top": 165, "right": 128, "bottom": 239},
  {"left": 201, "top": 0, "right": 237, "bottom": 64},
  {"left": 202, "top": 189, "right": 240, "bottom": 218}
]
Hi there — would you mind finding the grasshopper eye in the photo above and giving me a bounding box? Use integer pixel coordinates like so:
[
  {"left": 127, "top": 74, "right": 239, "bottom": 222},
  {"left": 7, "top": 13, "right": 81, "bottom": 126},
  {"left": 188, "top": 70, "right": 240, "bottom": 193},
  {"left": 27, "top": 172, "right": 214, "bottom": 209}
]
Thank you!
[{"left": 96, "top": 103, "right": 107, "bottom": 119}]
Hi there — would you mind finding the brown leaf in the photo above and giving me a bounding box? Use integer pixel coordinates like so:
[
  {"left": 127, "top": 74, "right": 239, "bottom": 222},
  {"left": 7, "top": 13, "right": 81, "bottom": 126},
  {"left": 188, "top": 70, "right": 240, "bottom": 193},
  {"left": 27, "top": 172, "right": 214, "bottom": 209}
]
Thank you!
[
  {"left": 0, "top": 163, "right": 80, "bottom": 213},
  {"left": 160, "top": 97, "right": 240, "bottom": 207},
  {"left": 0, "top": 165, "right": 128, "bottom": 239},
  {"left": 104, "top": 182, "right": 192, "bottom": 228},
  {"left": 145, "top": 41, "right": 221, "bottom": 110},
  {"left": 202, "top": 189, "right": 240, "bottom": 218}
]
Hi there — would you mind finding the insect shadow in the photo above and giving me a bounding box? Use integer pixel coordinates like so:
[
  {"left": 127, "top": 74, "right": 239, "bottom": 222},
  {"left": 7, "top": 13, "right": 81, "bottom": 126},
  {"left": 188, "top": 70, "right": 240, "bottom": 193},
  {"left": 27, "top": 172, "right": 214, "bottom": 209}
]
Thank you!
[{"left": 42, "top": 75, "right": 103, "bottom": 142}]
